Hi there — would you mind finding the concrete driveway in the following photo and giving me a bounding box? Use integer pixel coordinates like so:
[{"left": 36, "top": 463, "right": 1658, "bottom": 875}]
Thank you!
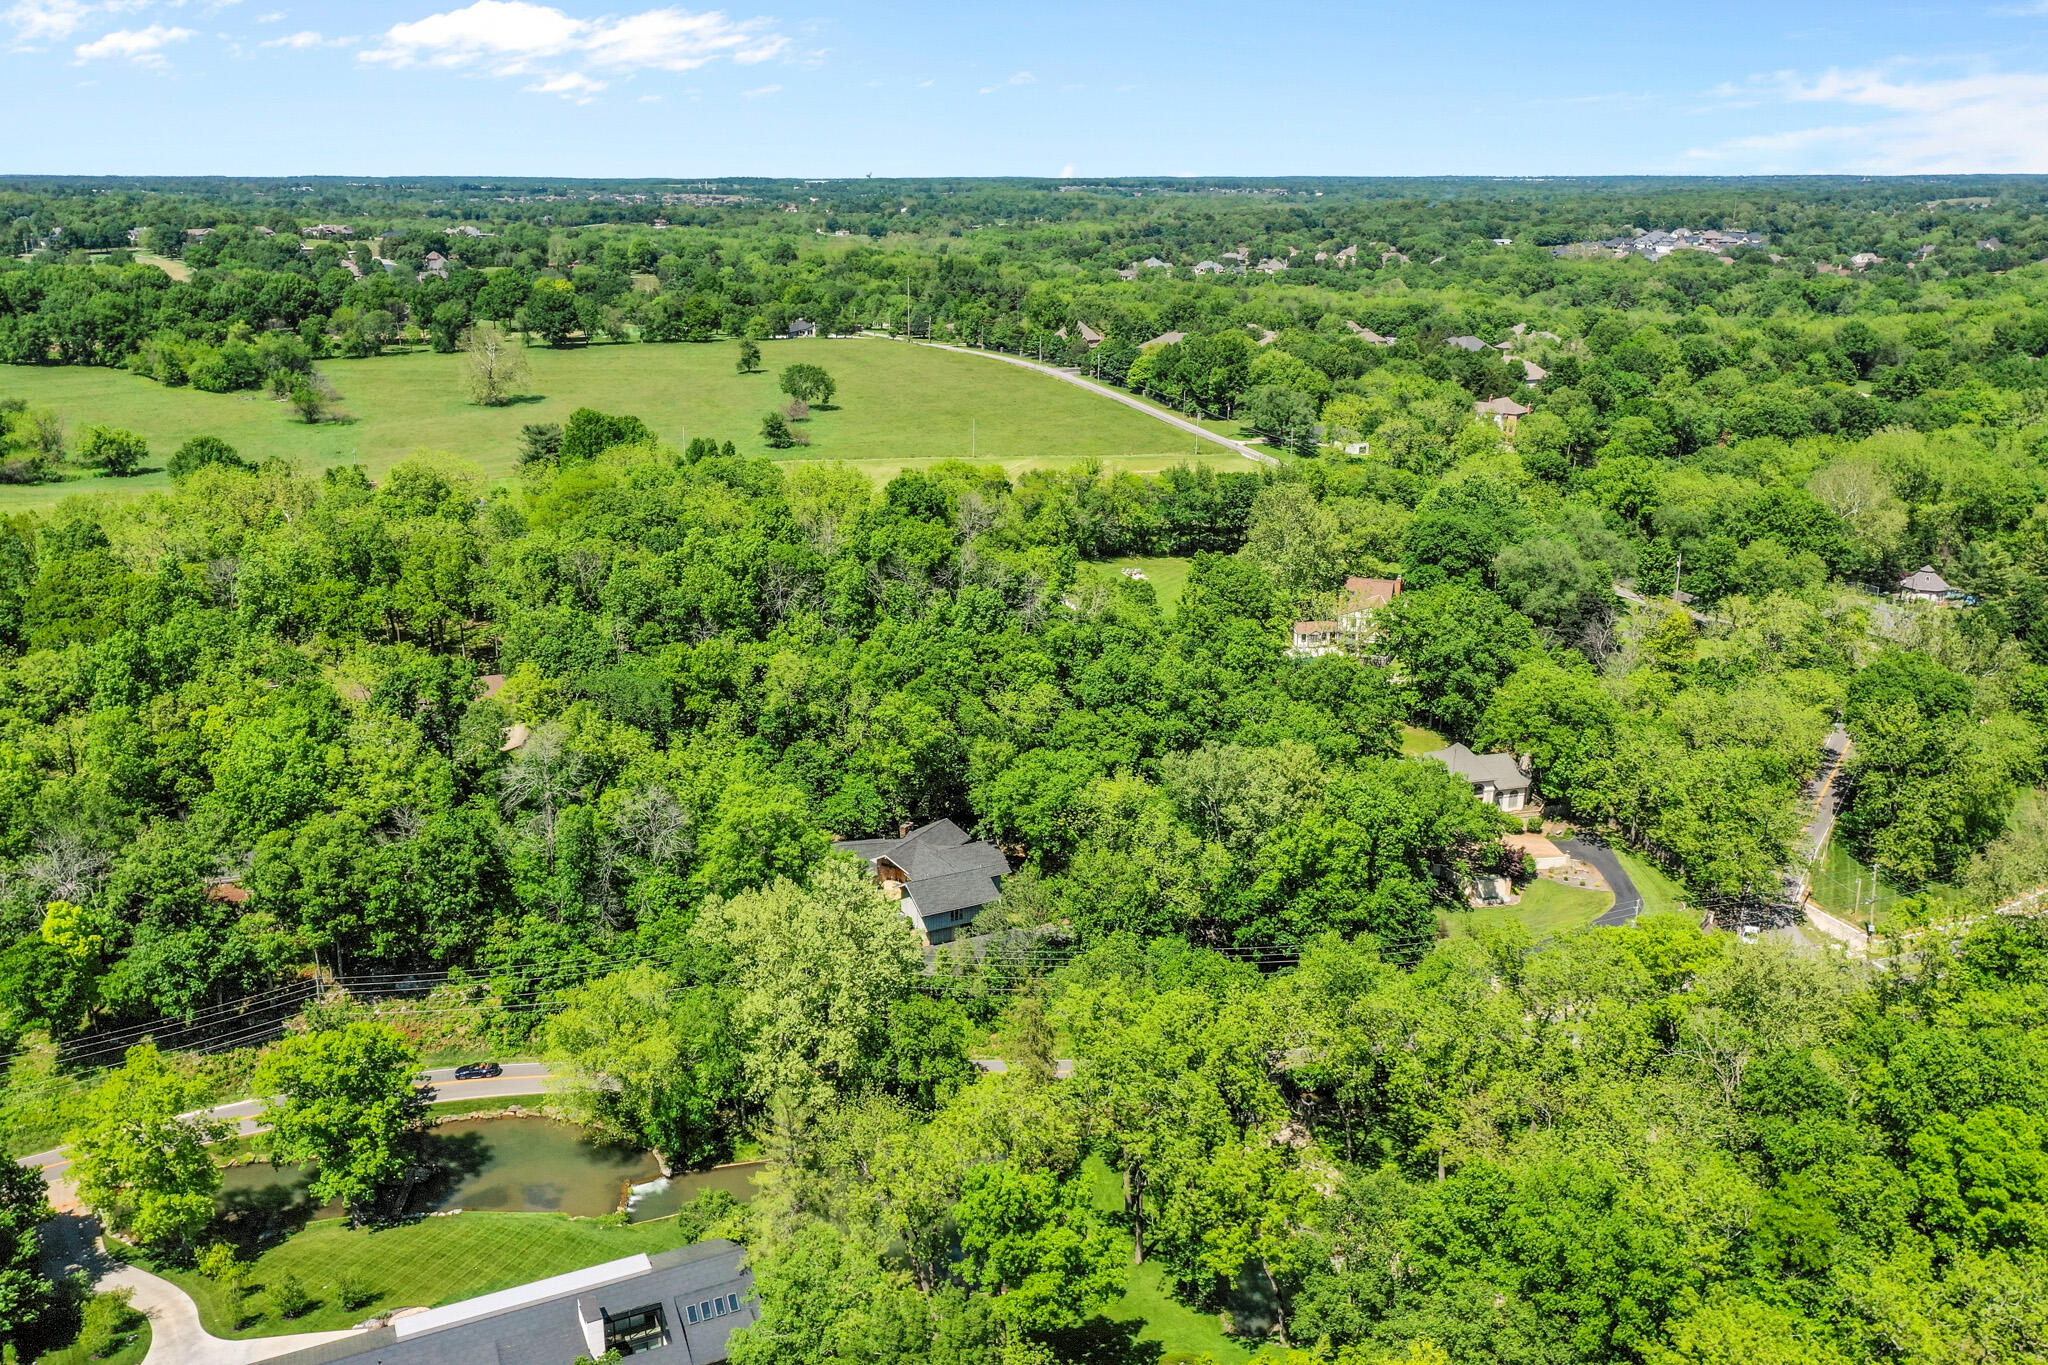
[{"left": 41, "top": 1213, "right": 362, "bottom": 1365}]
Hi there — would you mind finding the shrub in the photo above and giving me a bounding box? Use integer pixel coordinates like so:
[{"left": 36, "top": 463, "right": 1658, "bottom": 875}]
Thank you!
[
  {"left": 560, "top": 407, "right": 652, "bottom": 462},
  {"left": 269, "top": 1272, "right": 311, "bottom": 1319},
  {"left": 75, "top": 1287, "right": 138, "bottom": 1360},
  {"left": 169, "top": 436, "right": 253, "bottom": 480},
  {"left": 519, "top": 422, "right": 563, "bottom": 470},
  {"left": 335, "top": 1271, "right": 375, "bottom": 1311},
  {"left": 761, "top": 410, "right": 795, "bottom": 448},
  {"left": 76, "top": 425, "right": 147, "bottom": 476}
]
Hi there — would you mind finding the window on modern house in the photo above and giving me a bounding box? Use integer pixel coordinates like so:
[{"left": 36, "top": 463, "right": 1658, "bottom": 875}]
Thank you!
[
  {"left": 686, "top": 1304, "right": 699, "bottom": 1323},
  {"left": 714, "top": 1296, "right": 729, "bottom": 1316},
  {"left": 700, "top": 1301, "right": 713, "bottom": 1320},
  {"left": 604, "top": 1303, "right": 670, "bottom": 1355},
  {"left": 728, "top": 1294, "right": 743, "bottom": 1312}
]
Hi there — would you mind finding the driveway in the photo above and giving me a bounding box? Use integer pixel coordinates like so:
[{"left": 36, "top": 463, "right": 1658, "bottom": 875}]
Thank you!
[
  {"left": 41, "top": 1213, "right": 362, "bottom": 1365},
  {"left": 1555, "top": 838, "right": 1643, "bottom": 927}
]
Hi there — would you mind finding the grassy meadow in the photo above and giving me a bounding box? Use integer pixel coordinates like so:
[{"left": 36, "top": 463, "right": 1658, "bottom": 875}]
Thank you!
[{"left": 0, "top": 338, "right": 1258, "bottom": 513}]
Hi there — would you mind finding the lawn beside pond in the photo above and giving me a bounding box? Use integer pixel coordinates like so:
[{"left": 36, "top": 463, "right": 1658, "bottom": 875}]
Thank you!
[{"left": 158, "top": 1212, "right": 713, "bottom": 1339}]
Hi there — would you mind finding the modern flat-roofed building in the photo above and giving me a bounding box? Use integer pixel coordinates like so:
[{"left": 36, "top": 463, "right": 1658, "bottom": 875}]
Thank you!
[{"left": 267, "top": 1241, "right": 754, "bottom": 1365}]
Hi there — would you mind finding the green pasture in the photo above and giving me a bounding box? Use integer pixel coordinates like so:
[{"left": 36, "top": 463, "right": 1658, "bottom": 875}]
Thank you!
[
  {"left": 0, "top": 338, "right": 1258, "bottom": 513},
  {"left": 1094, "top": 556, "right": 1195, "bottom": 611}
]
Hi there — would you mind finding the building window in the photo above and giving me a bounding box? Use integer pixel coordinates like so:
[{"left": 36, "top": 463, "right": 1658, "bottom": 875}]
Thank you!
[
  {"left": 604, "top": 1303, "right": 670, "bottom": 1356},
  {"left": 714, "top": 1296, "right": 729, "bottom": 1316},
  {"left": 686, "top": 1305, "right": 698, "bottom": 1323},
  {"left": 728, "top": 1294, "right": 743, "bottom": 1313}
]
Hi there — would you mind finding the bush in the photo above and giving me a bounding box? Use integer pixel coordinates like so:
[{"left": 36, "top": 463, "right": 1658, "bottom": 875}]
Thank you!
[
  {"left": 269, "top": 1272, "right": 311, "bottom": 1319},
  {"left": 76, "top": 425, "right": 147, "bottom": 476},
  {"left": 75, "top": 1287, "right": 138, "bottom": 1360},
  {"left": 761, "top": 410, "right": 795, "bottom": 448},
  {"left": 335, "top": 1271, "right": 375, "bottom": 1311},
  {"left": 169, "top": 436, "right": 253, "bottom": 480}
]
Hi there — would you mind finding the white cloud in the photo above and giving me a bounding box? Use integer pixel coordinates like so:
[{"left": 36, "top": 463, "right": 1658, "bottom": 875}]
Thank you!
[
  {"left": 1059, "top": 163, "right": 1075, "bottom": 177},
  {"left": 637, "top": 91, "right": 660, "bottom": 101},
  {"left": 359, "top": 0, "right": 792, "bottom": 100},
  {"left": 1008, "top": 70, "right": 1033, "bottom": 84},
  {"left": 4, "top": 0, "right": 143, "bottom": 45},
  {"left": 1687, "top": 62, "right": 2048, "bottom": 172},
  {"left": 526, "top": 68, "right": 604, "bottom": 99},
  {"left": 255, "top": 9, "right": 284, "bottom": 18},
  {"left": 74, "top": 22, "right": 194, "bottom": 63},
  {"left": 741, "top": 81, "right": 777, "bottom": 97},
  {"left": 260, "top": 27, "right": 343, "bottom": 47}
]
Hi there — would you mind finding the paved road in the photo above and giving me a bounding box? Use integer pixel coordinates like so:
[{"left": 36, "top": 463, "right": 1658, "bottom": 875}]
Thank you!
[
  {"left": 1556, "top": 838, "right": 1643, "bottom": 928},
  {"left": 23, "top": 1064, "right": 556, "bottom": 1195},
  {"left": 43, "top": 1212, "right": 362, "bottom": 1365},
  {"left": 889, "top": 338, "right": 1282, "bottom": 468},
  {"left": 971, "top": 1057, "right": 1076, "bottom": 1079}
]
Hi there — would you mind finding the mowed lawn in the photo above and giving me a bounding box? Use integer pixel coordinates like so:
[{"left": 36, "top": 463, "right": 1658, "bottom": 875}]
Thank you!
[
  {"left": 161, "top": 1213, "right": 711, "bottom": 1339},
  {"left": 0, "top": 338, "right": 1246, "bottom": 512},
  {"left": 1444, "top": 878, "right": 1614, "bottom": 942}
]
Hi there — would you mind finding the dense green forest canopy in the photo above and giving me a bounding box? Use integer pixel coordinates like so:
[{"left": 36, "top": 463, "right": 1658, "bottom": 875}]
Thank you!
[{"left": 6, "top": 175, "right": 2048, "bottom": 1365}]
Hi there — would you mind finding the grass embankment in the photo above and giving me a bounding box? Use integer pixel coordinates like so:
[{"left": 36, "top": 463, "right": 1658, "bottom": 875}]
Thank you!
[
  {"left": 162, "top": 1213, "right": 708, "bottom": 1339},
  {"left": 1444, "top": 879, "right": 1614, "bottom": 942},
  {"left": 0, "top": 338, "right": 1253, "bottom": 512},
  {"left": 1081, "top": 1155, "right": 1255, "bottom": 1364},
  {"left": 1612, "top": 848, "right": 1692, "bottom": 919},
  {"left": 1400, "top": 725, "right": 1447, "bottom": 756},
  {"left": 31, "top": 1318, "right": 150, "bottom": 1365},
  {"left": 1096, "top": 556, "right": 1194, "bottom": 612}
]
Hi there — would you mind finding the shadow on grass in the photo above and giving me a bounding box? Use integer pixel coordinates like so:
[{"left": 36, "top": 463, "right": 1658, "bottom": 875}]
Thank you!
[{"left": 1035, "top": 1316, "right": 1166, "bottom": 1365}]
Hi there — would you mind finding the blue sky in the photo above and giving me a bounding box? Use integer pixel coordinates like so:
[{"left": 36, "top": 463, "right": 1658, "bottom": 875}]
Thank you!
[{"left": 7, "top": 0, "right": 2048, "bottom": 176}]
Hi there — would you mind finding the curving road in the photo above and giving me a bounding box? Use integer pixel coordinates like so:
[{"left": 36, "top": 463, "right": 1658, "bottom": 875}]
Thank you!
[
  {"left": 1556, "top": 837, "right": 1643, "bottom": 928},
  {"left": 880, "top": 337, "right": 1282, "bottom": 468},
  {"left": 22, "top": 1064, "right": 557, "bottom": 1198}
]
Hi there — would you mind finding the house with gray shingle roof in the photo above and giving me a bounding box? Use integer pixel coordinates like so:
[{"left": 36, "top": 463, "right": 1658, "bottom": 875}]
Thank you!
[
  {"left": 835, "top": 819, "right": 1012, "bottom": 945},
  {"left": 1425, "top": 743, "right": 1533, "bottom": 813},
  {"left": 1445, "top": 335, "right": 1488, "bottom": 352}
]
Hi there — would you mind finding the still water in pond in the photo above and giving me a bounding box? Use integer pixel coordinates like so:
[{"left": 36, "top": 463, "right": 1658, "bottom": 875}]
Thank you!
[{"left": 220, "top": 1117, "right": 665, "bottom": 1220}]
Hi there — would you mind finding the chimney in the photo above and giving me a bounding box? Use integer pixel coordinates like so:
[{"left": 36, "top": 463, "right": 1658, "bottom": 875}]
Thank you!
[{"left": 899, "top": 821, "right": 914, "bottom": 839}]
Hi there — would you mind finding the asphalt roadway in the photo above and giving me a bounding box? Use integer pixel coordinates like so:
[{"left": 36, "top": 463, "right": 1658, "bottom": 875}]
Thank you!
[
  {"left": 20, "top": 1062, "right": 557, "bottom": 1192},
  {"left": 1555, "top": 837, "right": 1644, "bottom": 928}
]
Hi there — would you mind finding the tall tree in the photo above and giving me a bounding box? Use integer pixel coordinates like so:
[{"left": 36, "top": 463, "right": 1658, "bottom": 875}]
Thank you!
[{"left": 66, "top": 1041, "right": 228, "bottom": 1249}]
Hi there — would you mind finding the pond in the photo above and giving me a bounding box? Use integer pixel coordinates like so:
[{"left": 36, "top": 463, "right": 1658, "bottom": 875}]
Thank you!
[{"left": 217, "top": 1117, "right": 761, "bottom": 1224}]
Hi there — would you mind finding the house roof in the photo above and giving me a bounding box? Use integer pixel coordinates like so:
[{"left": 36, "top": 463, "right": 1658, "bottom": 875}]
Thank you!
[
  {"left": 1343, "top": 576, "right": 1401, "bottom": 611},
  {"left": 904, "top": 869, "right": 1005, "bottom": 917},
  {"left": 836, "top": 820, "right": 1011, "bottom": 917},
  {"left": 1445, "top": 335, "right": 1487, "bottom": 351},
  {"left": 1475, "top": 396, "right": 1532, "bottom": 417},
  {"left": 1426, "top": 743, "right": 1529, "bottom": 791},
  {"left": 1140, "top": 331, "right": 1185, "bottom": 349},
  {"left": 267, "top": 1241, "right": 753, "bottom": 1365},
  {"left": 1899, "top": 565, "right": 1953, "bottom": 594},
  {"left": 1294, "top": 620, "right": 1340, "bottom": 634}
]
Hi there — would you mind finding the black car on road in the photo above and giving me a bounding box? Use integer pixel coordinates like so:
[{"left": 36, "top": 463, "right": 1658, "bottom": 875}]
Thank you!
[{"left": 453, "top": 1062, "right": 503, "bottom": 1080}]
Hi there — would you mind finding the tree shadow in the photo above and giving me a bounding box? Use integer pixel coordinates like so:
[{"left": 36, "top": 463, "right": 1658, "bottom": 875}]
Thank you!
[
  {"left": 214, "top": 1176, "right": 323, "bottom": 1255},
  {"left": 1035, "top": 1317, "right": 1166, "bottom": 1365},
  {"left": 388, "top": 1128, "right": 496, "bottom": 1218}
]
